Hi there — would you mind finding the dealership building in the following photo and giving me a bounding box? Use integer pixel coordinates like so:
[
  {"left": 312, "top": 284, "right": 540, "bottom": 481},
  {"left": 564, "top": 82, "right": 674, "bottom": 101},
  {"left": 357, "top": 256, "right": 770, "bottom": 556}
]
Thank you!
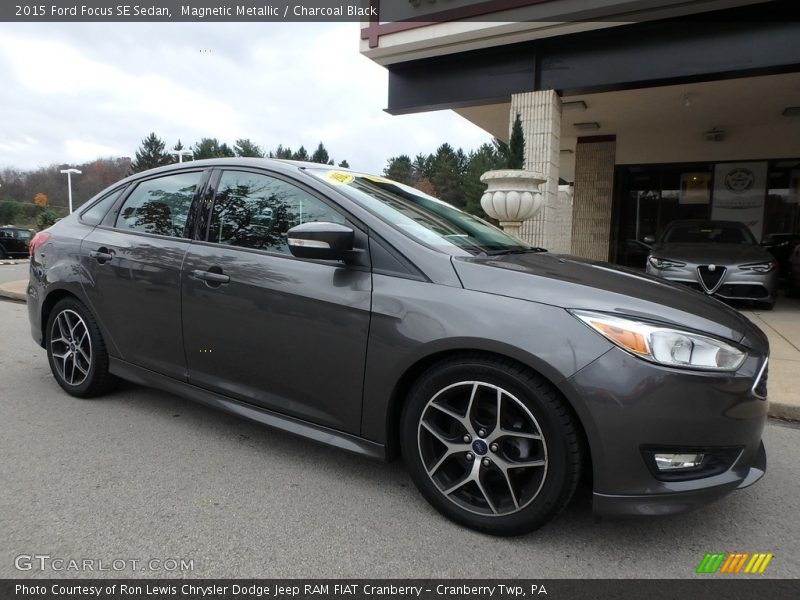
[{"left": 360, "top": 0, "right": 800, "bottom": 264}]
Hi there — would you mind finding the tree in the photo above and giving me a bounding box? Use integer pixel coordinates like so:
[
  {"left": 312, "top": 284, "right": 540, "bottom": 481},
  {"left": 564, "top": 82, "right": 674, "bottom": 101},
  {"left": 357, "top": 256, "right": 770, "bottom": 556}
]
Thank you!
[
  {"left": 34, "top": 193, "right": 48, "bottom": 207},
  {"left": 0, "top": 201, "right": 21, "bottom": 224},
  {"left": 463, "top": 143, "right": 502, "bottom": 216},
  {"left": 193, "top": 138, "right": 235, "bottom": 159},
  {"left": 234, "top": 138, "right": 265, "bottom": 158},
  {"left": 292, "top": 146, "right": 309, "bottom": 161},
  {"left": 384, "top": 155, "right": 414, "bottom": 185},
  {"left": 36, "top": 208, "right": 58, "bottom": 230},
  {"left": 493, "top": 113, "right": 526, "bottom": 169},
  {"left": 271, "top": 145, "right": 294, "bottom": 159},
  {"left": 412, "top": 153, "right": 433, "bottom": 182},
  {"left": 130, "top": 133, "right": 171, "bottom": 173},
  {"left": 310, "top": 143, "right": 331, "bottom": 165},
  {"left": 338, "top": 160, "right": 350, "bottom": 168},
  {"left": 430, "top": 143, "right": 464, "bottom": 208}
]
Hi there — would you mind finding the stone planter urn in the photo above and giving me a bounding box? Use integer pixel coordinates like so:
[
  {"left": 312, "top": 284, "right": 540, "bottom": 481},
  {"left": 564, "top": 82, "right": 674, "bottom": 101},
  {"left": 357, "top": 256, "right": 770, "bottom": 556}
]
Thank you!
[{"left": 480, "top": 169, "right": 546, "bottom": 239}]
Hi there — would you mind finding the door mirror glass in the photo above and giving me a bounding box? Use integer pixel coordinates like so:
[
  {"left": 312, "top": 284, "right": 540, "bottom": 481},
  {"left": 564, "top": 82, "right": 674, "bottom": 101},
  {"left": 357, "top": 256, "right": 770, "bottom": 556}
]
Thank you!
[{"left": 287, "top": 222, "right": 354, "bottom": 261}]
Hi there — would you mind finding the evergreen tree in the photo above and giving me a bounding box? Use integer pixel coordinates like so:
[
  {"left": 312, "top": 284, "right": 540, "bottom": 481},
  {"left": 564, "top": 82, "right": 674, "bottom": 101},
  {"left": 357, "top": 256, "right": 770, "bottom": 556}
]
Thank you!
[
  {"left": 430, "top": 143, "right": 464, "bottom": 208},
  {"left": 338, "top": 159, "right": 350, "bottom": 168},
  {"left": 234, "top": 138, "right": 265, "bottom": 158},
  {"left": 310, "top": 143, "right": 330, "bottom": 165},
  {"left": 384, "top": 155, "right": 414, "bottom": 185},
  {"left": 271, "top": 145, "right": 294, "bottom": 159},
  {"left": 292, "top": 146, "right": 310, "bottom": 161},
  {"left": 193, "top": 138, "right": 235, "bottom": 159},
  {"left": 463, "top": 143, "right": 503, "bottom": 216},
  {"left": 412, "top": 153, "right": 433, "bottom": 182},
  {"left": 130, "top": 132, "right": 171, "bottom": 173},
  {"left": 493, "top": 113, "right": 526, "bottom": 169}
]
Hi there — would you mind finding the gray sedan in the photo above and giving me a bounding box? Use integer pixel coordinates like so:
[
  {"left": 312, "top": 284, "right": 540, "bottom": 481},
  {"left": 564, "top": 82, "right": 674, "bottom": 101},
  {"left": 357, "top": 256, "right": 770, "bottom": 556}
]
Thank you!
[{"left": 645, "top": 220, "right": 778, "bottom": 310}]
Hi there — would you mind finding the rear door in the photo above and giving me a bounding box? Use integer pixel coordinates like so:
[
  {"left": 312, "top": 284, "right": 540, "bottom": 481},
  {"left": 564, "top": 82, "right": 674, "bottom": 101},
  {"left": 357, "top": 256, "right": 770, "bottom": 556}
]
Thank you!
[
  {"left": 180, "top": 168, "right": 371, "bottom": 434},
  {"left": 80, "top": 169, "right": 208, "bottom": 379}
]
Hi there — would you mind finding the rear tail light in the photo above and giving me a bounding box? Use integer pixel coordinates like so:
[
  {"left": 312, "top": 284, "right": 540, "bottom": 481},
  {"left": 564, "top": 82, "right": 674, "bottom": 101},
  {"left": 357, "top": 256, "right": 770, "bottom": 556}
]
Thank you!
[{"left": 29, "top": 230, "right": 51, "bottom": 255}]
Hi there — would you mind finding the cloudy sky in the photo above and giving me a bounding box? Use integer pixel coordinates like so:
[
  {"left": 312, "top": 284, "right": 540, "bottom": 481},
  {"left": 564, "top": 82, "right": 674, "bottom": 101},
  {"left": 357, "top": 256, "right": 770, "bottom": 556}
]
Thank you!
[{"left": 0, "top": 22, "right": 492, "bottom": 173}]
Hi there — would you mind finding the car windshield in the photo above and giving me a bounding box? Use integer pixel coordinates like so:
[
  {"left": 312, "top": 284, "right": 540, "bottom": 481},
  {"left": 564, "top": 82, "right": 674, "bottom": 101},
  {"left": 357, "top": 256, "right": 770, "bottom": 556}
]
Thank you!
[
  {"left": 307, "top": 169, "right": 531, "bottom": 256},
  {"left": 662, "top": 223, "right": 756, "bottom": 245}
]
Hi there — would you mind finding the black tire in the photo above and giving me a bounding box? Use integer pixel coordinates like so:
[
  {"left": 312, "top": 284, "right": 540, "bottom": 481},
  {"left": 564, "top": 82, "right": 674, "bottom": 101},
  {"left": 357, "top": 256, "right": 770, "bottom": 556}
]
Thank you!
[
  {"left": 0, "top": 246, "right": 7, "bottom": 259},
  {"left": 45, "top": 297, "right": 118, "bottom": 398},
  {"left": 401, "top": 353, "right": 582, "bottom": 536}
]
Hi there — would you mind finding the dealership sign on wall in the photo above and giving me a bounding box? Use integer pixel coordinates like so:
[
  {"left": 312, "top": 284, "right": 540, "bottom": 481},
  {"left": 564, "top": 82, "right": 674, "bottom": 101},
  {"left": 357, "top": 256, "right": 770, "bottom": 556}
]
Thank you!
[{"left": 712, "top": 162, "right": 768, "bottom": 241}]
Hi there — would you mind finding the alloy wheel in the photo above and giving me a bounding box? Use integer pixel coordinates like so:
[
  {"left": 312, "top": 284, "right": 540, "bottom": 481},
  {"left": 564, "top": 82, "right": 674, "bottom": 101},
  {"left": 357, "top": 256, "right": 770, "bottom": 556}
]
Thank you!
[
  {"left": 49, "top": 309, "right": 93, "bottom": 387},
  {"left": 417, "top": 381, "right": 548, "bottom": 516}
]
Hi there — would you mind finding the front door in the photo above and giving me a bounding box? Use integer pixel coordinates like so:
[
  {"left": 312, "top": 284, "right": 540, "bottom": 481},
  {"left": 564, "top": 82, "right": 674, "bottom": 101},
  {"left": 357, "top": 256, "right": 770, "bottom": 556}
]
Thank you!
[
  {"left": 181, "top": 169, "right": 371, "bottom": 434},
  {"left": 81, "top": 169, "right": 207, "bottom": 380}
]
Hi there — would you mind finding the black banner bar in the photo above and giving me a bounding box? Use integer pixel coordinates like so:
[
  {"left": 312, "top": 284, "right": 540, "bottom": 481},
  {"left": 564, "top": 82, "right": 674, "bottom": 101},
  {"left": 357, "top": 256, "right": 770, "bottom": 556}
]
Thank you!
[{"left": 3, "top": 580, "right": 799, "bottom": 600}]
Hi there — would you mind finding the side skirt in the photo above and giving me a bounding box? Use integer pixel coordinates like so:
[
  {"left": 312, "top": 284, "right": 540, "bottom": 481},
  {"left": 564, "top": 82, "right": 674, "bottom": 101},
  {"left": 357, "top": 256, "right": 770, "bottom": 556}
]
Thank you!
[{"left": 109, "top": 357, "right": 387, "bottom": 461}]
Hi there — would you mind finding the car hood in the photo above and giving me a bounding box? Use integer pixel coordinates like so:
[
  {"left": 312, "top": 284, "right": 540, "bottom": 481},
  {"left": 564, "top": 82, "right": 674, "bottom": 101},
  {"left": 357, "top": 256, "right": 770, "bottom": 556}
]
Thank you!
[
  {"left": 452, "top": 252, "right": 767, "bottom": 351},
  {"left": 650, "top": 243, "right": 772, "bottom": 265}
]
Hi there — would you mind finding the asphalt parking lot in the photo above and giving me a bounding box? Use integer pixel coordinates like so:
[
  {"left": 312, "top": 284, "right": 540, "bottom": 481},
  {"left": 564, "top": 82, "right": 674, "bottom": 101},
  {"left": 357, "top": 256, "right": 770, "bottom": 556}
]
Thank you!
[{"left": 1, "top": 295, "right": 798, "bottom": 579}]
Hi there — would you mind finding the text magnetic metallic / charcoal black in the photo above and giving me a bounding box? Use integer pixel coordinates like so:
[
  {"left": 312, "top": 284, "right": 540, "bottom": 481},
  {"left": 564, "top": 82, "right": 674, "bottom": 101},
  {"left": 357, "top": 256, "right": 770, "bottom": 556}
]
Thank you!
[{"left": 26, "top": 159, "right": 768, "bottom": 536}]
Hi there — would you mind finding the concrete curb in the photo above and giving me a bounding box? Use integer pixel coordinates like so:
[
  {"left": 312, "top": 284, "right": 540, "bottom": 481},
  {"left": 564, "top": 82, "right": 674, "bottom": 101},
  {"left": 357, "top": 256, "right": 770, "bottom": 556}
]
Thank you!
[
  {"left": 0, "top": 281, "right": 26, "bottom": 302},
  {"left": 768, "top": 401, "right": 800, "bottom": 423}
]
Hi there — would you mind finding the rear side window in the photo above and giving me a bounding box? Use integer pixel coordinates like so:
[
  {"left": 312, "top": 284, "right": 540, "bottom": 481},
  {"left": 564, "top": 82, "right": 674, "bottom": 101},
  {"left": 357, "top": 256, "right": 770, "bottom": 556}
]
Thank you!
[
  {"left": 80, "top": 188, "right": 124, "bottom": 226},
  {"left": 115, "top": 172, "right": 203, "bottom": 238},
  {"left": 207, "top": 170, "right": 345, "bottom": 254}
]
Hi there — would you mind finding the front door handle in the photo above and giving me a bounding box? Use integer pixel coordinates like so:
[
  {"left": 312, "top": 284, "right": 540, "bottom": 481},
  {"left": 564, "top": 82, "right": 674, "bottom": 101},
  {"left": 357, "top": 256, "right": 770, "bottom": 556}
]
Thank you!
[
  {"left": 191, "top": 269, "right": 230, "bottom": 285},
  {"left": 89, "top": 248, "right": 113, "bottom": 263}
]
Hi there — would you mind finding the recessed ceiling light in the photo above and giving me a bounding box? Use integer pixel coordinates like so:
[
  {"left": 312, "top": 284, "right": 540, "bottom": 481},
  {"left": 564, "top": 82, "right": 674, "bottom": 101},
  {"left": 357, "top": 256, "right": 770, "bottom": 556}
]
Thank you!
[
  {"left": 562, "top": 100, "right": 587, "bottom": 111},
  {"left": 782, "top": 107, "right": 800, "bottom": 117},
  {"left": 574, "top": 122, "right": 600, "bottom": 131}
]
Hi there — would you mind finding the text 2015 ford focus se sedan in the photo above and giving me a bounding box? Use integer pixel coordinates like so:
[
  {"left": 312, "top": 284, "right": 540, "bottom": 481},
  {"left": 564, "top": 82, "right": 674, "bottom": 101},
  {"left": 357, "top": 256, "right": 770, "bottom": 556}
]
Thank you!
[{"left": 26, "top": 159, "right": 768, "bottom": 536}]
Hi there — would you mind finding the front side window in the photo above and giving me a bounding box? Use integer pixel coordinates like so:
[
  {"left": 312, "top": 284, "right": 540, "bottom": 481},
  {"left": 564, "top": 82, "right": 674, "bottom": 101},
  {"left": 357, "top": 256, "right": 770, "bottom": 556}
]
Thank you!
[
  {"left": 208, "top": 170, "right": 345, "bottom": 254},
  {"left": 663, "top": 222, "right": 756, "bottom": 244},
  {"left": 115, "top": 172, "right": 202, "bottom": 237}
]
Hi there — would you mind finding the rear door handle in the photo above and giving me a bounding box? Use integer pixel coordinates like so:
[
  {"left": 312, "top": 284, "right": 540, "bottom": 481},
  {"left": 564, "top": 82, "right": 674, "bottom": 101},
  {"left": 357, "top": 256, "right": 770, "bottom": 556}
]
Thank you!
[
  {"left": 89, "top": 248, "right": 113, "bottom": 263},
  {"left": 191, "top": 269, "right": 230, "bottom": 285}
]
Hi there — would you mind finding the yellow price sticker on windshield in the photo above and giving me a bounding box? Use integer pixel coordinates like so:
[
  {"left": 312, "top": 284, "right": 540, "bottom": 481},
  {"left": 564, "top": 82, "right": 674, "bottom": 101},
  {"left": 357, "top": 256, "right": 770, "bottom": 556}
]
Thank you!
[{"left": 325, "top": 171, "right": 354, "bottom": 185}]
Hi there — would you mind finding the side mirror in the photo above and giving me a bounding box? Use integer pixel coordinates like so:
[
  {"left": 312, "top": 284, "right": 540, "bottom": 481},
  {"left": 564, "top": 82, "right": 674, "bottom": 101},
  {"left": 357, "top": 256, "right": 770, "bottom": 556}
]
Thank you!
[
  {"left": 642, "top": 235, "right": 655, "bottom": 245},
  {"left": 287, "top": 222, "right": 356, "bottom": 261}
]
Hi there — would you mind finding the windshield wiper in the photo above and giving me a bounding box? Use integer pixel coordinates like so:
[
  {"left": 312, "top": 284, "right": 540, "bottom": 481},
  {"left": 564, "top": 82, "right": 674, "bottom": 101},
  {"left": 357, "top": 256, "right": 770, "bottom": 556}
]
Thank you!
[{"left": 483, "top": 247, "right": 547, "bottom": 256}]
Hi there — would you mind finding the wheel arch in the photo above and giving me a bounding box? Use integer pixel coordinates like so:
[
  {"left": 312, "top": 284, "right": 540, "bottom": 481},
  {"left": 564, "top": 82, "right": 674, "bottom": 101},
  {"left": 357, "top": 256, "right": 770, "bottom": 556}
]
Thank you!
[
  {"left": 40, "top": 288, "right": 79, "bottom": 347},
  {"left": 384, "top": 348, "right": 594, "bottom": 485}
]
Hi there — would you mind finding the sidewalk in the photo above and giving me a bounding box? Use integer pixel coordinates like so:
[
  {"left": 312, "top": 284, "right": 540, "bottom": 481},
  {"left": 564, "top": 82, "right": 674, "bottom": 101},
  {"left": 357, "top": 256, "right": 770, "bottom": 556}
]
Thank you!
[{"left": 1, "top": 277, "right": 798, "bottom": 420}]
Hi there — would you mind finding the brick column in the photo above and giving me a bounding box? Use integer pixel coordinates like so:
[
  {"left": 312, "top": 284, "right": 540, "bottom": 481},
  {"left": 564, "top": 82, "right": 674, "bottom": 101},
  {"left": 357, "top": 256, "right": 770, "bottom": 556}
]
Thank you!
[
  {"left": 570, "top": 136, "right": 617, "bottom": 261},
  {"left": 512, "top": 90, "right": 570, "bottom": 253}
]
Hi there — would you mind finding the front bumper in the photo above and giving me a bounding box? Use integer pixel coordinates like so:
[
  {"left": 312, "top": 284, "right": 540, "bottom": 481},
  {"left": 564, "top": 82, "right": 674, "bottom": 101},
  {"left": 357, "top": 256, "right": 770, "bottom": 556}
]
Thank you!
[
  {"left": 560, "top": 346, "right": 768, "bottom": 517},
  {"left": 593, "top": 440, "right": 766, "bottom": 516},
  {"left": 646, "top": 263, "right": 778, "bottom": 303}
]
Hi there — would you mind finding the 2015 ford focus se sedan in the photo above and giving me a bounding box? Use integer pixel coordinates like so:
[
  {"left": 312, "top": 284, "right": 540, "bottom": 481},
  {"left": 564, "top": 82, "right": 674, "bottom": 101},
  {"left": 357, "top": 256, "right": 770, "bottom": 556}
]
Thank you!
[{"left": 26, "top": 158, "right": 768, "bottom": 536}]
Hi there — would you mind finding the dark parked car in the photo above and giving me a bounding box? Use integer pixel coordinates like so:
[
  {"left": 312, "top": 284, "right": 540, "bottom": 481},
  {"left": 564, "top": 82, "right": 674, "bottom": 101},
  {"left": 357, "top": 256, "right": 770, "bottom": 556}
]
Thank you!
[
  {"left": 645, "top": 220, "right": 778, "bottom": 309},
  {"left": 761, "top": 233, "right": 800, "bottom": 280},
  {"left": 27, "top": 159, "right": 768, "bottom": 536},
  {"left": 788, "top": 243, "right": 800, "bottom": 297},
  {"left": 0, "top": 225, "right": 33, "bottom": 258}
]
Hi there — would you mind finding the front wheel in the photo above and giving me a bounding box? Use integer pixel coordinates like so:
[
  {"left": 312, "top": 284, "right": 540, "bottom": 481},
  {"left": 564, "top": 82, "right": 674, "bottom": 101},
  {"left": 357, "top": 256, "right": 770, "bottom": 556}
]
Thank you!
[
  {"left": 401, "top": 355, "right": 583, "bottom": 536},
  {"left": 46, "top": 297, "right": 117, "bottom": 398}
]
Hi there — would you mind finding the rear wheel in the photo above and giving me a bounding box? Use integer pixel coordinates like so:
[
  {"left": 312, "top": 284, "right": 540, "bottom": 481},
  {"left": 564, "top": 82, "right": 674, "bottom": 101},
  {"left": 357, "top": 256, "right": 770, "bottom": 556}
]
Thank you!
[
  {"left": 401, "top": 354, "right": 582, "bottom": 536},
  {"left": 46, "top": 297, "right": 117, "bottom": 397}
]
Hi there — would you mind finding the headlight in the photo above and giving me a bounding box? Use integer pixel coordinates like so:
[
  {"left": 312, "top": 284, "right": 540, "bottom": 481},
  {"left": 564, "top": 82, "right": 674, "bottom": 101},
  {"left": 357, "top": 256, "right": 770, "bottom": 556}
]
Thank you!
[
  {"left": 570, "top": 310, "right": 746, "bottom": 371},
  {"left": 739, "top": 261, "right": 776, "bottom": 273},
  {"left": 648, "top": 256, "right": 686, "bottom": 269}
]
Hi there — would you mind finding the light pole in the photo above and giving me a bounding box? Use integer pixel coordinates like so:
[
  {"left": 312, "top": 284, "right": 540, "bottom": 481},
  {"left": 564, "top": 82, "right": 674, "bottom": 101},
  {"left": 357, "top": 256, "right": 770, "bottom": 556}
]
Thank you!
[
  {"left": 59, "top": 168, "right": 82, "bottom": 214},
  {"left": 170, "top": 149, "right": 193, "bottom": 163}
]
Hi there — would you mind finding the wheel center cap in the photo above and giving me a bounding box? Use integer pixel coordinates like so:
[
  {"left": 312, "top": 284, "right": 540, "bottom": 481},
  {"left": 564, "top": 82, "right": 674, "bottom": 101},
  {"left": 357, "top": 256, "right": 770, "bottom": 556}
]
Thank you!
[{"left": 472, "top": 439, "right": 488, "bottom": 456}]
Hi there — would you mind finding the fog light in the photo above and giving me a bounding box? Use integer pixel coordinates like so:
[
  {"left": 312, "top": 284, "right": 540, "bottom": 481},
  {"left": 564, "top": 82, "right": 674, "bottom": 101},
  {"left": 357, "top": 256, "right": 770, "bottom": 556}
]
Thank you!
[{"left": 654, "top": 453, "right": 705, "bottom": 471}]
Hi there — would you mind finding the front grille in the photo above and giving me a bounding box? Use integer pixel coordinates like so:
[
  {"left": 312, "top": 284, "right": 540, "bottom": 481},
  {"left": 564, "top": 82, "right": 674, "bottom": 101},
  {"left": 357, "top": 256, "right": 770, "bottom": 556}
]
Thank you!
[
  {"left": 753, "top": 361, "right": 768, "bottom": 399},
  {"left": 697, "top": 265, "right": 726, "bottom": 292}
]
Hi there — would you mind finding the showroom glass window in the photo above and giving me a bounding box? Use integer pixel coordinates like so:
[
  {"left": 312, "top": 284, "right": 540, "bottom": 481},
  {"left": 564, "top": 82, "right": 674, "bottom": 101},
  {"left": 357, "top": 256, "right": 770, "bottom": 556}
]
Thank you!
[
  {"left": 115, "top": 172, "right": 203, "bottom": 237},
  {"left": 208, "top": 170, "right": 345, "bottom": 254}
]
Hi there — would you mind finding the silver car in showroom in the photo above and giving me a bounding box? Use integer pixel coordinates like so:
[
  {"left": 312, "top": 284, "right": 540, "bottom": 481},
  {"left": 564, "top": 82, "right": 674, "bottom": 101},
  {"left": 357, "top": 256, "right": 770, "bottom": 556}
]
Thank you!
[{"left": 646, "top": 220, "right": 778, "bottom": 309}]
